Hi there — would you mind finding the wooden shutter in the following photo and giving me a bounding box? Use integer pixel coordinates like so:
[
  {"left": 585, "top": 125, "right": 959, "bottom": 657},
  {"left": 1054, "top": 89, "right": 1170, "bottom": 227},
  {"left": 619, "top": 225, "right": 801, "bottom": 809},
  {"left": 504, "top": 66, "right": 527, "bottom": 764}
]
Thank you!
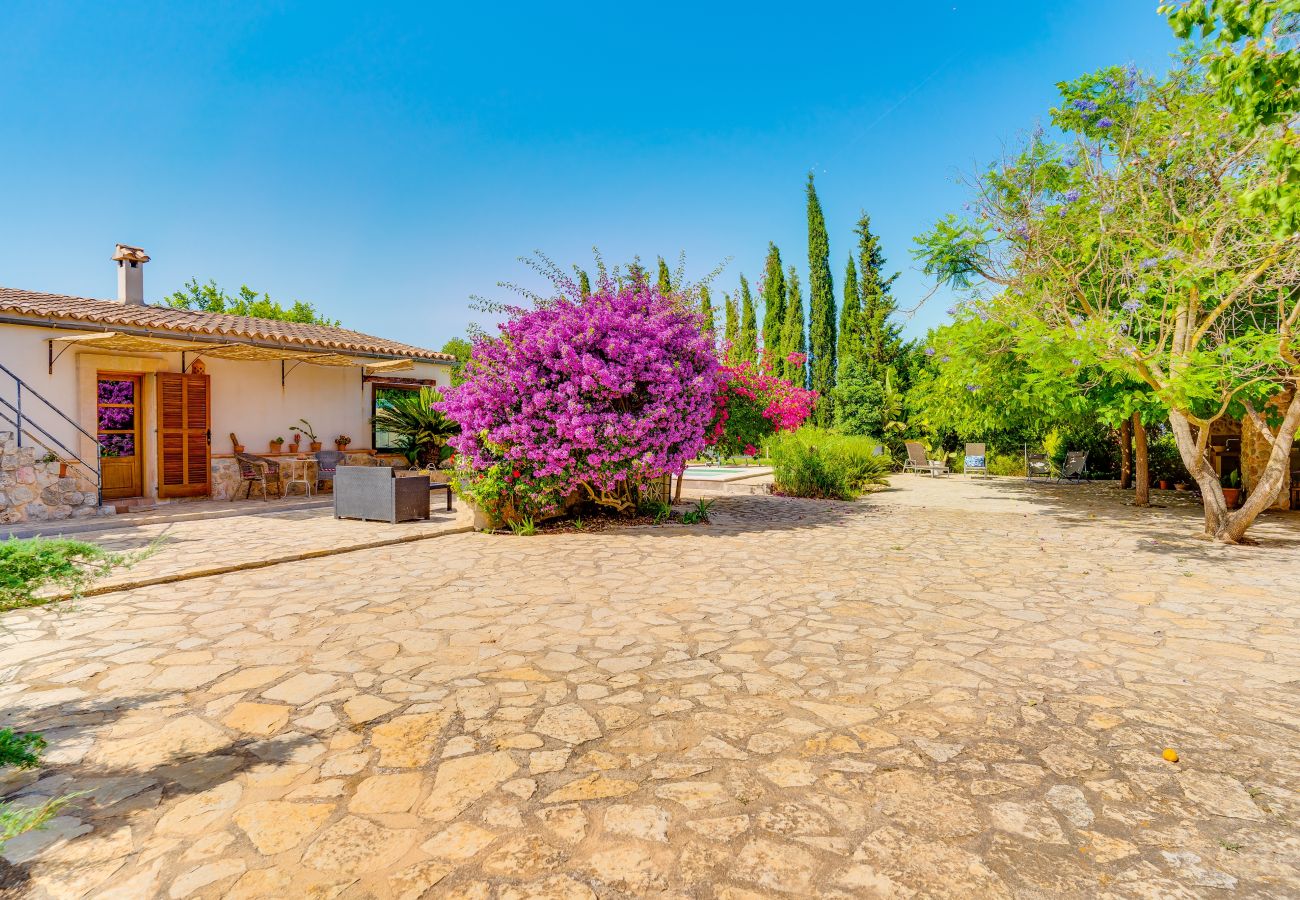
[{"left": 157, "top": 372, "right": 211, "bottom": 498}]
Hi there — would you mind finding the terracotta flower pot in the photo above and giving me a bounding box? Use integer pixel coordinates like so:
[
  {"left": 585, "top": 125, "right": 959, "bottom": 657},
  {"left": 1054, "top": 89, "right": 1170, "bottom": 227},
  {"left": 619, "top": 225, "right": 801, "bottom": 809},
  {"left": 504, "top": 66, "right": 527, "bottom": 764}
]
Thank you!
[
  {"left": 232, "top": 444, "right": 245, "bottom": 454},
  {"left": 1158, "top": 480, "right": 1170, "bottom": 490},
  {"left": 336, "top": 442, "right": 350, "bottom": 451},
  {"left": 1222, "top": 487, "right": 1241, "bottom": 509},
  {"left": 58, "top": 462, "right": 68, "bottom": 477},
  {"left": 1174, "top": 482, "right": 1187, "bottom": 491},
  {"left": 270, "top": 442, "right": 284, "bottom": 454},
  {"left": 309, "top": 441, "right": 322, "bottom": 452}
]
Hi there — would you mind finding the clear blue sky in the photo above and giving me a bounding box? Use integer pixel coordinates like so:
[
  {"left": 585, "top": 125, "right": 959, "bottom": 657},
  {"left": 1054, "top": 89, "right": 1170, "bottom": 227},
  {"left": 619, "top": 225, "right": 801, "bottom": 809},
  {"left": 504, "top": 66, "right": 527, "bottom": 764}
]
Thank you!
[{"left": 1, "top": 2, "right": 1179, "bottom": 348}]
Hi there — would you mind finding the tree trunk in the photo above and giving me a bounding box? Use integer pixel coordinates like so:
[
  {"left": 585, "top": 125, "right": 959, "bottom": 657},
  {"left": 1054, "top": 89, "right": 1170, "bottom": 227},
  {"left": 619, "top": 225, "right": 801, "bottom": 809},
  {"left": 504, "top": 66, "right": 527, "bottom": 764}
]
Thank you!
[
  {"left": 1119, "top": 418, "right": 1133, "bottom": 490},
  {"left": 1132, "top": 412, "right": 1149, "bottom": 508},
  {"left": 674, "top": 470, "right": 684, "bottom": 503}
]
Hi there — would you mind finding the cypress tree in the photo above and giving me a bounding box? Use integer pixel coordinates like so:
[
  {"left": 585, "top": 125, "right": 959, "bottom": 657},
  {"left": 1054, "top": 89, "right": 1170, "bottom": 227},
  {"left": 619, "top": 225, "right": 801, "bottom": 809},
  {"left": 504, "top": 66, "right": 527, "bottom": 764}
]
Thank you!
[
  {"left": 656, "top": 256, "right": 673, "bottom": 296},
  {"left": 838, "top": 254, "right": 861, "bottom": 372},
  {"left": 780, "top": 266, "right": 807, "bottom": 386},
  {"left": 805, "top": 173, "right": 837, "bottom": 422},
  {"left": 760, "top": 242, "right": 785, "bottom": 358},
  {"left": 699, "top": 284, "right": 716, "bottom": 342},
  {"left": 576, "top": 268, "right": 592, "bottom": 299},
  {"left": 854, "top": 211, "right": 901, "bottom": 381},
  {"left": 738, "top": 275, "right": 758, "bottom": 364},
  {"left": 723, "top": 292, "right": 739, "bottom": 363}
]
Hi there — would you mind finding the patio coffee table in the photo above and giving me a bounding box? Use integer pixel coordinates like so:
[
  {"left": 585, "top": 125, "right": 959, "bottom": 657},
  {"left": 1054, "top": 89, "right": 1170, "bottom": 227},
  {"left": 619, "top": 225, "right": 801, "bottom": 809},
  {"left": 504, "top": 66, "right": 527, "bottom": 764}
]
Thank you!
[{"left": 430, "top": 481, "right": 453, "bottom": 511}]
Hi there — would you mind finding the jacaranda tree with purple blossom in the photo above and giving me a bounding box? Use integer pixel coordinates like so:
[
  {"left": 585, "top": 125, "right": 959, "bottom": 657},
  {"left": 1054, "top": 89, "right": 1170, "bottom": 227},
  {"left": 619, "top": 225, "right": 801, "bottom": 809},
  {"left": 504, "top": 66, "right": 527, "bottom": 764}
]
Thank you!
[
  {"left": 915, "top": 6, "right": 1300, "bottom": 543},
  {"left": 438, "top": 280, "right": 721, "bottom": 526}
]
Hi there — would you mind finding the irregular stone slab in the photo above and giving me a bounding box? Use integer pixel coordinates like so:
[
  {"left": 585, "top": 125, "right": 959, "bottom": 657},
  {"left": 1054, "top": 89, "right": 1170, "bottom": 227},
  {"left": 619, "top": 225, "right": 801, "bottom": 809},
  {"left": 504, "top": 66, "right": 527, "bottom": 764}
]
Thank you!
[
  {"left": 872, "top": 771, "right": 982, "bottom": 838},
  {"left": 533, "top": 704, "right": 602, "bottom": 745},
  {"left": 535, "top": 805, "right": 589, "bottom": 844},
  {"left": 853, "top": 825, "right": 1011, "bottom": 899},
  {"left": 542, "top": 773, "right": 638, "bottom": 804},
  {"left": 343, "top": 694, "right": 398, "bottom": 724},
  {"left": 498, "top": 875, "right": 596, "bottom": 900},
  {"left": 586, "top": 844, "right": 666, "bottom": 892},
  {"left": 1045, "top": 784, "right": 1094, "bottom": 827},
  {"left": 167, "top": 858, "right": 246, "bottom": 899},
  {"left": 1, "top": 815, "right": 91, "bottom": 864},
  {"left": 301, "top": 815, "right": 417, "bottom": 875},
  {"left": 684, "top": 814, "right": 751, "bottom": 842},
  {"left": 389, "top": 860, "right": 453, "bottom": 900},
  {"left": 733, "top": 837, "right": 819, "bottom": 894},
  {"left": 792, "top": 699, "right": 878, "bottom": 726},
  {"left": 233, "top": 800, "right": 333, "bottom": 854},
  {"left": 222, "top": 702, "right": 290, "bottom": 736},
  {"left": 655, "top": 781, "right": 730, "bottom": 811},
  {"left": 351, "top": 772, "right": 423, "bottom": 814},
  {"left": 371, "top": 710, "right": 452, "bottom": 767},
  {"left": 418, "top": 751, "right": 519, "bottom": 821},
  {"left": 481, "top": 833, "right": 568, "bottom": 878},
  {"left": 260, "top": 671, "right": 339, "bottom": 704},
  {"left": 603, "top": 804, "right": 670, "bottom": 842},
  {"left": 758, "top": 757, "right": 817, "bottom": 788},
  {"left": 1178, "top": 770, "right": 1264, "bottom": 821},
  {"left": 989, "top": 801, "right": 1068, "bottom": 844},
  {"left": 93, "top": 716, "right": 228, "bottom": 769},
  {"left": 155, "top": 782, "right": 242, "bottom": 835},
  {"left": 422, "top": 822, "right": 499, "bottom": 860}
]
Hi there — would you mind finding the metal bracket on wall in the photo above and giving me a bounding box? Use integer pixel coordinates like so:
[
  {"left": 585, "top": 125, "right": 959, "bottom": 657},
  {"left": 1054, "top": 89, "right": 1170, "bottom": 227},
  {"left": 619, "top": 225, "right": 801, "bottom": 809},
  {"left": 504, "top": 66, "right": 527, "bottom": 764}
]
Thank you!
[
  {"left": 281, "top": 359, "right": 306, "bottom": 386},
  {"left": 47, "top": 339, "right": 75, "bottom": 375}
]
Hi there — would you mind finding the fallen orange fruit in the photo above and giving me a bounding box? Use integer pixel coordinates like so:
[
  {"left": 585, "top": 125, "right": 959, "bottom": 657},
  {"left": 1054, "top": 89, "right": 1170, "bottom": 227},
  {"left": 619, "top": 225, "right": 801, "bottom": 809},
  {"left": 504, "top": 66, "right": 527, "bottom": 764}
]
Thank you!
[{"left": 1162, "top": 748, "right": 1180, "bottom": 763}]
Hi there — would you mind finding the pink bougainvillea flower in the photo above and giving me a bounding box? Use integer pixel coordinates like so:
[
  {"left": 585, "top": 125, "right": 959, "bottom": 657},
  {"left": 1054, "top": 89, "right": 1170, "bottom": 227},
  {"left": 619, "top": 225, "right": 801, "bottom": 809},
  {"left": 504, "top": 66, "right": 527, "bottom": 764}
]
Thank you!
[{"left": 437, "top": 282, "right": 722, "bottom": 507}]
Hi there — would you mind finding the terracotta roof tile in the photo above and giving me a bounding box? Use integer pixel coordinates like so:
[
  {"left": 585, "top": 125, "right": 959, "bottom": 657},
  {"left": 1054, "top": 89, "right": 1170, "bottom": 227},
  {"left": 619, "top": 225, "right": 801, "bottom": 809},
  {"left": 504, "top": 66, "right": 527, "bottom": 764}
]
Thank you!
[{"left": 0, "top": 286, "right": 453, "bottom": 362}]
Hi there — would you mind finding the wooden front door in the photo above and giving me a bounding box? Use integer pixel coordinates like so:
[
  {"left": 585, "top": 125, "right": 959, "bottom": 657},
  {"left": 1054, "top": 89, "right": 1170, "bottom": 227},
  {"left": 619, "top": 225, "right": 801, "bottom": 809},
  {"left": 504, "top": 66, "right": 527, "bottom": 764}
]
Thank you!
[
  {"left": 97, "top": 373, "right": 143, "bottom": 500},
  {"left": 157, "top": 372, "right": 211, "bottom": 498}
]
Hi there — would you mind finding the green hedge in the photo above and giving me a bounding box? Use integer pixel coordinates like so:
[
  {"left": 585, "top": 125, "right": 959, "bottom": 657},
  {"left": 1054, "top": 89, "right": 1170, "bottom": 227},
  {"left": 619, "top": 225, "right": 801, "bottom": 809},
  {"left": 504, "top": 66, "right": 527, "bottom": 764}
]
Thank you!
[{"left": 767, "top": 429, "right": 890, "bottom": 500}]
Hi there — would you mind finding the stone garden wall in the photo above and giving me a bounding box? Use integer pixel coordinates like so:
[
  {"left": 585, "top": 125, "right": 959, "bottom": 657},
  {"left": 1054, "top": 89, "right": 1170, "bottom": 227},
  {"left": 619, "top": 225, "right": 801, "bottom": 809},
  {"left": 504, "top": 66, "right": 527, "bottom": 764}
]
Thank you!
[
  {"left": 209, "top": 451, "right": 403, "bottom": 500},
  {"left": 1240, "top": 390, "right": 1295, "bottom": 510},
  {"left": 0, "top": 431, "right": 109, "bottom": 525}
]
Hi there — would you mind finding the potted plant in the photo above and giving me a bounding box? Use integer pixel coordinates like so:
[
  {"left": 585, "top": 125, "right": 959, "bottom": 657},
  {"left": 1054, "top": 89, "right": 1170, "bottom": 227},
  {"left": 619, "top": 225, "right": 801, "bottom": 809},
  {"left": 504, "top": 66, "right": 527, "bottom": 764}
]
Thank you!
[
  {"left": 292, "top": 419, "right": 323, "bottom": 452},
  {"left": 230, "top": 432, "right": 245, "bottom": 454},
  {"left": 270, "top": 436, "right": 285, "bottom": 454},
  {"left": 335, "top": 434, "right": 352, "bottom": 451},
  {"left": 289, "top": 434, "right": 301, "bottom": 453},
  {"left": 1221, "top": 469, "right": 1242, "bottom": 509}
]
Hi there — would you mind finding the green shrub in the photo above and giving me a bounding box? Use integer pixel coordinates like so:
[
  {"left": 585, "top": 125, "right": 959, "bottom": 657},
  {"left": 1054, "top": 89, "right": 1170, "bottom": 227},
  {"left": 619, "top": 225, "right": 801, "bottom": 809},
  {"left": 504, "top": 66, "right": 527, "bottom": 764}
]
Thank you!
[
  {"left": 987, "top": 451, "right": 1027, "bottom": 476},
  {"left": 768, "top": 429, "right": 890, "bottom": 500},
  {"left": 0, "top": 729, "right": 76, "bottom": 852},
  {"left": 0, "top": 538, "right": 120, "bottom": 611},
  {"left": 681, "top": 498, "right": 714, "bottom": 525}
]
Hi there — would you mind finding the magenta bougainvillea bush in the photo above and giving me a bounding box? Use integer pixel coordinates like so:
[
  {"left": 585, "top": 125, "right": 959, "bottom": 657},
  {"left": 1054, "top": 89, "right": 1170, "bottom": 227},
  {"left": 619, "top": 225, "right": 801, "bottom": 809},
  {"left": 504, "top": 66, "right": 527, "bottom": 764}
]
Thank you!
[
  {"left": 438, "top": 282, "right": 721, "bottom": 522},
  {"left": 710, "top": 353, "right": 817, "bottom": 458}
]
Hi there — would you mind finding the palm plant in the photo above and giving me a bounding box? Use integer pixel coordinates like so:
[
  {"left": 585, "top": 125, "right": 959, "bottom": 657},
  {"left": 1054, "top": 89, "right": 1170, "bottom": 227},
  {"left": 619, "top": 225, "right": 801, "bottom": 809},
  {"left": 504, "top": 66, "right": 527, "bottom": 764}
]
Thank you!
[{"left": 371, "top": 387, "right": 458, "bottom": 468}]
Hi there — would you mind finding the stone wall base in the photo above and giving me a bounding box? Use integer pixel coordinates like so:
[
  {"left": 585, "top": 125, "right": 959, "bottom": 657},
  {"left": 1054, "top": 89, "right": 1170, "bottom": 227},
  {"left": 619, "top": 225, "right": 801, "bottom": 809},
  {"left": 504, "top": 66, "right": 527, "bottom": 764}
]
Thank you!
[{"left": 0, "top": 432, "right": 109, "bottom": 524}]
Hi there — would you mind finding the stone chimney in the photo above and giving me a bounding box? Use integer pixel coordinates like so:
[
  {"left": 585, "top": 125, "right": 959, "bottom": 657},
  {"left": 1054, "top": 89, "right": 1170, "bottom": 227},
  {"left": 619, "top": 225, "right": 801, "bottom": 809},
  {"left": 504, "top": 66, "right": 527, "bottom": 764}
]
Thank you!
[{"left": 112, "top": 244, "right": 150, "bottom": 305}]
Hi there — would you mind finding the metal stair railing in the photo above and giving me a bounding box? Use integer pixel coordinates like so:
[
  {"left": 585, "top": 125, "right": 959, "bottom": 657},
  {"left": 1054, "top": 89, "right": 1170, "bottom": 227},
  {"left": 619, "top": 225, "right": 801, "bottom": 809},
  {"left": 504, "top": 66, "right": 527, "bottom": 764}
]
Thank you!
[{"left": 0, "top": 361, "right": 102, "bottom": 505}]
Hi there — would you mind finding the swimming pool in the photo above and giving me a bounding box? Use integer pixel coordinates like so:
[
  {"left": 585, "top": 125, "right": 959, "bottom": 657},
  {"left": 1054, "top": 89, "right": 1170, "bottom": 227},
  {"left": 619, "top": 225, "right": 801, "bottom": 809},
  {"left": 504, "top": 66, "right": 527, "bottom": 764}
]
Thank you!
[{"left": 682, "top": 466, "right": 757, "bottom": 479}]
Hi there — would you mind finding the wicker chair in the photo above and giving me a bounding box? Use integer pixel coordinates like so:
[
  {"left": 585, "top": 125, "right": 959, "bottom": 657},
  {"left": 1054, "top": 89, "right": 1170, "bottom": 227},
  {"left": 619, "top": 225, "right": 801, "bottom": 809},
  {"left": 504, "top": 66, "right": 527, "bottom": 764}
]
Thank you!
[
  {"left": 315, "top": 450, "right": 345, "bottom": 492},
  {"left": 234, "top": 452, "right": 282, "bottom": 501}
]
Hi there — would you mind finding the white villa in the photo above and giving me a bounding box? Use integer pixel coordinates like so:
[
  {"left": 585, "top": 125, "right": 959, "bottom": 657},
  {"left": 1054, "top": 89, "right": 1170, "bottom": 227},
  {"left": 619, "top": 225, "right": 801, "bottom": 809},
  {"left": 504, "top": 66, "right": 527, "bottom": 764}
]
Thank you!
[{"left": 0, "top": 244, "right": 453, "bottom": 522}]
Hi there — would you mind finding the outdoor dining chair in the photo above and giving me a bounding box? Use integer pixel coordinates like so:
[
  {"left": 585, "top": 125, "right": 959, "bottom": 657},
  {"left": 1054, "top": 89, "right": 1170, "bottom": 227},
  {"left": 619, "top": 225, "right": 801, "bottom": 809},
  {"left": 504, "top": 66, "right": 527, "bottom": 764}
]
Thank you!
[
  {"left": 234, "top": 452, "right": 282, "bottom": 500},
  {"left": 964, "top": 442, "right": 989, "bottom": 478},
  {"left": 315, "top": 449, "right": 344, "bottom": 493}
]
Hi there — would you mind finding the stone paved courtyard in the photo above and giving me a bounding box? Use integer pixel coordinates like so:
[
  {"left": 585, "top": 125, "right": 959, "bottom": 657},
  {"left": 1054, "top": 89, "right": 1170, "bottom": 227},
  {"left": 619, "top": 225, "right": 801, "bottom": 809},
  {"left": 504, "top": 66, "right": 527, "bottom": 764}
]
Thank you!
[{"left": 1, "top": 476, "right": 1297, "bottom": 898}]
